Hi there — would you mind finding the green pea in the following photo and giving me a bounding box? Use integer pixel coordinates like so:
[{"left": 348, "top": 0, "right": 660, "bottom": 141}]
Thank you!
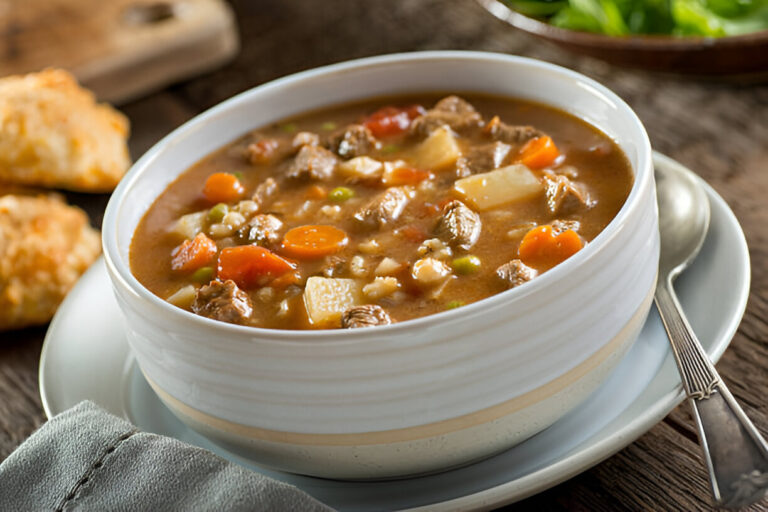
[
  {"left": 382, "top": 144, "right": 400, "bottom": 154},
  {"left": 233, "top": 171, "right": 244, "bottom": 180},
  {"left": 446, "top": 300, "right": 464, "bottom": 310},
  {"left": 321, "top": 121, "right": 337, "bottom": 131},
  {"left": 280, "top": 123, "right": 297, "bottom": 133},
  {"left": 192, "top": 266, "right": 215, "bottom": 284},
  {"left": 452, "top": 255, "right": 481, "bottom": 275},
  {"left": 208, "top": 203, "right": 229, "bottom": 223},
  {"left": 328, "top": 186, "right": 355, "bottom": 202}
]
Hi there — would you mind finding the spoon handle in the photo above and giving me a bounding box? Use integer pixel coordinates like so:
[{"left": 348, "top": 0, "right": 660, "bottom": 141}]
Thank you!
[{"left": 655, "top": 280, "right": 768, "bottom": 509}]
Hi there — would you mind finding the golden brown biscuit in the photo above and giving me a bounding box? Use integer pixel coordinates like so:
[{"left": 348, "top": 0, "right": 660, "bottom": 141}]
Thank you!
[
  {"left": 0, "top": 193, "right": 101, "bottom": 330},
  {"left": 0, "top": 69, "right": 130, "bottom": 192}
]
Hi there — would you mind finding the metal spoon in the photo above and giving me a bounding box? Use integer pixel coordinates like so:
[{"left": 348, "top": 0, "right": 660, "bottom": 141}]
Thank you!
[{"left": 655, "top": 159, "right": 768, "bottom": 509}]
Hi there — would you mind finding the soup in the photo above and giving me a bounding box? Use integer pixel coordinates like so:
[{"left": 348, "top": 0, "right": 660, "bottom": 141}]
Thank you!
[{"left": 130, "top": 94, "right": 633, "bottom": 330}]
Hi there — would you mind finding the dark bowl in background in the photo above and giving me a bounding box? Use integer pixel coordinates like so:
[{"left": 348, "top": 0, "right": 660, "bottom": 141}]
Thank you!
[{"left": 477, "top": 0, "right": 768, "bottom": 78}]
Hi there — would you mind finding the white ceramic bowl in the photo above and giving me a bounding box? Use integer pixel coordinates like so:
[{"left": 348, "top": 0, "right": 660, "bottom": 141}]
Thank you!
[{"left": 103, "top": 51, "right": 658, "bottom": 479}]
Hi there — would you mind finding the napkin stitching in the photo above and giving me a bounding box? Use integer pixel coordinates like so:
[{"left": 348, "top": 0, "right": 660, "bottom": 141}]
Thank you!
[{"left": 54, "top": 428, "right": 138, "bottom": 512}]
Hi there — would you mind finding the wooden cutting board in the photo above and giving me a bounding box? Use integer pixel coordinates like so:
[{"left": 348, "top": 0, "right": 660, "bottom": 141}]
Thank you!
[{"left": 0, "top": 0, "right": 239, "bottom": 103}]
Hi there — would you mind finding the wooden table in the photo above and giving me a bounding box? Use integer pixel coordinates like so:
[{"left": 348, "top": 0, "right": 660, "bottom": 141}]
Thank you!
[{"left": 1, "top": 1, "right": 766, "bottom": 509}]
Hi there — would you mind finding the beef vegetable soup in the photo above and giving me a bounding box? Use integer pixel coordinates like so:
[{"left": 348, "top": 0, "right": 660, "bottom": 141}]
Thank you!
[{"left": 130, "top": 94, "right": 633, "bottom": 330}]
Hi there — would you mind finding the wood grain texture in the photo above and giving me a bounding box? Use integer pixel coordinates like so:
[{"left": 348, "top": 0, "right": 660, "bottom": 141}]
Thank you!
[
  {"left": 0, "top": 0, "right": 239, "bottom": 103},
  {"left": 1, "top": 0, "right": 767, "bottom": 510}
]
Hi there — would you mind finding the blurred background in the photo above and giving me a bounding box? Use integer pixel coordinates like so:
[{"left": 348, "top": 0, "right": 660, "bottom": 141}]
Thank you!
[{"left": 1, "top": 1, "right": 767, "bottom": 510}]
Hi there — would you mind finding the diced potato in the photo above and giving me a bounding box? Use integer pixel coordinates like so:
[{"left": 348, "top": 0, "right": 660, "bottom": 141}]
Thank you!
[
  {"left": 453, "top": 164, "right": 542, "bottom": 211},
  {"left": 412, "top": 126, "right": 461, "bottom": 171},
  {"left": 338, "top": 156, "right": 383, "bottom": 179},
  {"left": 171, "top": 211, "right": 206, "bottom": 240},
  {"left": 303, "top": 277, "right": 362, "bottom": 328},
  {"left": 363, "top": 277, "right": 400, "bottom": 300},
  {"left": 167, "top": 285, "right": 196, "bottom": 309},
  {"left": 374, "top": 257, "right": 402, "bottom": 276}
]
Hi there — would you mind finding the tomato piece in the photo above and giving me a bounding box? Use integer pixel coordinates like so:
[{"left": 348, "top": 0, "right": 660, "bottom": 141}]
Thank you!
[
  {"left": 399, "top": 226, "right": 428, "bottom": 243},
  {"left": 217, "top": 245, "right": 295, "bottom": 289},
  {"left": 203, "top": 173, "right": 245, "bottom": 203},
  {"left": 363, "top": 104, "right": 426, "bottom": 137},
  {"left": 171, "top": 232, "right": 218, "bottom": 273}
]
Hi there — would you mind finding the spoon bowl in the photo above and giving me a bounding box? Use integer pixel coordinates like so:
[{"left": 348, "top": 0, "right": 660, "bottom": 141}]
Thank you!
[
  {"left": 654, "top": 160, "right": 768, "bottom": 509},
  {"left": 655, "top": 164, "right": 711, "bottom": 279}
]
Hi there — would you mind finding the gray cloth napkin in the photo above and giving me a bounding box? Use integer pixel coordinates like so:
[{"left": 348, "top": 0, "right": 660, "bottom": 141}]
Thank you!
[{"left": 0, "top": 401, "right": 333, "bottom": 511}]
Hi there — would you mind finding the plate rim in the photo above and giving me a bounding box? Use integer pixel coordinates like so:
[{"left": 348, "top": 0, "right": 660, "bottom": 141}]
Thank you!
[{"left": 38, "top": 152, "right": 751, "bottom": 510}]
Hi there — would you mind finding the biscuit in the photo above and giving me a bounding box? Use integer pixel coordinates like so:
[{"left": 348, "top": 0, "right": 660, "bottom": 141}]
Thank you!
[
  {"left": 0, "top": 69, "right": 130, "bottom": 192},
  {"left": 0, "top": 193, "right": 101, "bottom": 330}
]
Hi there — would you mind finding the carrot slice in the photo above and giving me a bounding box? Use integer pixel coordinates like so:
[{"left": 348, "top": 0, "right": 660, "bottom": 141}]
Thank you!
[
  {"left": 518, "top": 136, "right": 560, "bottom": 169},
  {"left": 171, "top": 232, "right": 218, "bottom": 273},
  {"left": 383, "top": 166, "right": 432, "bottom": 186},
  {"left": 305, "top": 184, "right": 327, "bottom": 200},
  {"left": 203, "top": 173, "right": 245, "bottom": 203},
  {"left": 281, "top": 225, "right": 348, "bottom": 259},
  {"left": 518, "top": 225, "right": 583, "bottom": 269},
  {"left": 217, "top": 245, "right": 295, "bottom": 289}
]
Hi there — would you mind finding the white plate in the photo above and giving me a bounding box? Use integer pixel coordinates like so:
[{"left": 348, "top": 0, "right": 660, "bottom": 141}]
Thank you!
[{"left": 40, "top": 153, "right": 750, "bottom": 511}]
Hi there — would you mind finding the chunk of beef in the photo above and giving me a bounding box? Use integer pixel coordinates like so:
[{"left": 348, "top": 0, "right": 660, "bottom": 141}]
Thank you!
[
  {"left": 287, "top": 145, "right": 338, "bottom": 180},
  {"left": 484, "top": 116, "right": 542, "bottom": 145},
  {"left": 192, "top": 280, "right": 252, "bottom": 324},
  {"left": 551, "top": 219, "right": 581, "bottom": 234},
  {"left": 354, "top": 187, "right": 409, "bottom": 229},
  {"left": 322, "top": 255, "right": 347, "bottom": 277},
  {"left": 292, "top": 131, "right": 320, "bottom": 149},
  {"left": 237, "top": 214, "right": 283, "bottom": 245},
  {"left": 245, "top": 138, "right": 283, "bottom": 165},
  {"left": 434, "top": 200, "right": 482, "bottom": 250},
  {"left": 496, "top": 260, "right": 537, "bottom": 289},
  {"left": 542, "top": 172, "right": 593, "bottom": 215},
  {"left": 455, "top": 141, "right": 512, "bottom": 177},
  {"left": 341, "top": 304, "right": 393, "bottom": 328},
  {"left": 252, "top": 177, "right": 278, "bottom": 207},
  {"left": 410, "top": 95, "right": 483, "bottom": 137},
  {"left": 327, "top": 124, "right": 379, "bottom": 159}
]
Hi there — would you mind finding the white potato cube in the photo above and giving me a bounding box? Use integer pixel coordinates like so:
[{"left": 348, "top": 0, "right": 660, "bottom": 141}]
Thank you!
[
  {"left": 338, "top": 156, "right": 384, "bottom": 179},
  {"left": 171, "top": 211, "right": 206, "bottom": 240},
  {"left": 363, "top": 277, "right": 400, "bottom": 300},
  {"left": 412, "top": 126, "right": 461, "bottom": 171},
  {"left": 374, "top": 257, "right": 402, "bottom": 276},
  {"left": 167, "top": 285, "right": 196, "bottom": 309},
  {"left": 303, "top": 277, "right": 362, "bottom": 328},
  {"left": 453, "top": 164, "right": 542, "bottom": 211}
]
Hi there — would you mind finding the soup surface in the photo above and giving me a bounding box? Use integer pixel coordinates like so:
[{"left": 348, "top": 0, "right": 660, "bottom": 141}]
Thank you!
[{"left": 131, "top": 94, "right": 633, "bottom": 330}]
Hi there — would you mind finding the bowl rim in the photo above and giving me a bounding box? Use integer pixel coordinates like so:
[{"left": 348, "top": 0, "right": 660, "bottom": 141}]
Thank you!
[
  {"left": 102, "top": 50, "right": 653, "bottom": 344},
  {"left": 477, "top": 0, "right": 768, "bottom": 49}
]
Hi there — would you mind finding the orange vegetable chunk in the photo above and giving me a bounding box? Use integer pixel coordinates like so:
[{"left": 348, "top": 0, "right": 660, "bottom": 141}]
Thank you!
[
  {"left": 171, "top": 232, "right": 218, "bottom": 273},
  {"left": 281, "top": 225, "right": 349, "bottom": 260},
  {"left": 203, "top": 172, "right": 245, "bottom": 203},
  {"left": 217, "top": 245, "right": 296, "bottom": 289},
  {"left": 518, "top": 135, "right": 559, "bottom": 169},
  {"left": 518, "top": 225, "right": 583, "bottom": 269},
  {"left": 383, "top": 166, "right": 432, "bottom": 186},
  {"left": 363, "top": 105, "right": 425, "bottom": 137}
]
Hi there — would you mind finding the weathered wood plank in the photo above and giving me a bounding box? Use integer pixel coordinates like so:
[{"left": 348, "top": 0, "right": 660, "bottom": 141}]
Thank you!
[{"left": 0, "top": 1, "right": 766, "bottom": 510}]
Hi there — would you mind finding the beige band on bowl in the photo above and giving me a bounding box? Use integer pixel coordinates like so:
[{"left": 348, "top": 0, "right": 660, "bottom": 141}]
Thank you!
[{"left": 145, "top": 283, "right": 654, "bottom": 447}]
